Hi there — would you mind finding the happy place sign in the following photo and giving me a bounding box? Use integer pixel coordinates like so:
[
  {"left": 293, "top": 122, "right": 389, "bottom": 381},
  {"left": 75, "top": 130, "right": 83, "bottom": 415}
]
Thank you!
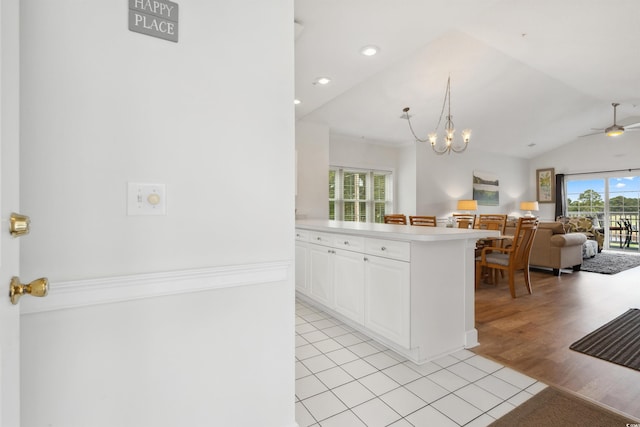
[{"left": 129, "top": 0, "right": 179, "bottom": 43}]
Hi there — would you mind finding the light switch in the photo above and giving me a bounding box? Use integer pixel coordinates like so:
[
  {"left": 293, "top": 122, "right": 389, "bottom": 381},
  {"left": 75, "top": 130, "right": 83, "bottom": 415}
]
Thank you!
[{"left": 127, "top": 183, "right": 166, "bottom": 215}]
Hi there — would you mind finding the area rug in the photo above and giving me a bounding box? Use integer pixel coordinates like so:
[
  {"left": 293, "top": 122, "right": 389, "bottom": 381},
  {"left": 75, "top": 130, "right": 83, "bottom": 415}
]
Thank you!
[
  {"left": 570, "top": 308, "right": 640, "bottom": 371},
  {"left": 489, "top": 386, "right": 637, "bottom": 426},
  {"left": 580, "top": 251, "right": 640, "bottom": 274}
]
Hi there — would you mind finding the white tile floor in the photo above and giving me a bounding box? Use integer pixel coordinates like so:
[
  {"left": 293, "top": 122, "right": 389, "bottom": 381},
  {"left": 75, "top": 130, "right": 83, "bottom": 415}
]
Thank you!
[{"left": 295, "top": 299, "right": 547, "bottom": 427}]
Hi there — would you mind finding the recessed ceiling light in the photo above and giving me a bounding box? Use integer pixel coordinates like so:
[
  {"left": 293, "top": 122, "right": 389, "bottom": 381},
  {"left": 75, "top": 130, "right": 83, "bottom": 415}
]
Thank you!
[
  {"left": 360, "top": 45, "right": 379, "bottom": 56},
  {"left": 313, "top": 77, "right": 331, "bottom": 85},
  {"left": 294, "top": 99, "right": 301, "bottom": 105}
]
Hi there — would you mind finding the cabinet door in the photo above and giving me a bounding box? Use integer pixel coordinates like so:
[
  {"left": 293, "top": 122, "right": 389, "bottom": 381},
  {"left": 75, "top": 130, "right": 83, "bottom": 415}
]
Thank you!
[
  {"left": 333, "top": 249, "right": 365, "bottom": 323},
  {"left": 365, "top": 255, "right": 410, "bottom": 348},
  {"left": 295, "top": 242, "right": 309, "bottom": 294},
  {"left": 309, "top": 244, "right": 334, "bottom": 307}
]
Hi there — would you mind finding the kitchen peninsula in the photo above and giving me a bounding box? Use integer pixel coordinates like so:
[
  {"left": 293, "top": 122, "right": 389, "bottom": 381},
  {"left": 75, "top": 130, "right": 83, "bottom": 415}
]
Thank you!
[{"left": 295, "top": 220, "right": 498, "bottom": 364}]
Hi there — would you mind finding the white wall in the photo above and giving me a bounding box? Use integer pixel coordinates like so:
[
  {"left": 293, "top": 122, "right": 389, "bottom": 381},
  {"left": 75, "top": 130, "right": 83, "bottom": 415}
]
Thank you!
[
  {"left": 20, "top": 1, "right": 293, "bottom": 280},
  {"left": 530, "top": 133, "right": 640, "bottom": 220},
  {"left": 19, "top": 2, "right": 295, "bottom": 427},
  {"left": 294, "top": 129, "right": 403, "bottom": 219},
  {"left": 329, "top": 134, "right": 399, "bottom": 172},
  {"left": 295, "top": 121, "right": 329, "bottom": 219},
  {"left": 320, "top": 135, "right": 530, "bottom": 221},
  {"left": 415, "top": 145, "right": 530, "bottom": 220},
  {"left": 397, "top": 144, "right": 417, "bottom": 215},
  {"left": 329, "top": 133, "right": 401, "bottom": 212}
]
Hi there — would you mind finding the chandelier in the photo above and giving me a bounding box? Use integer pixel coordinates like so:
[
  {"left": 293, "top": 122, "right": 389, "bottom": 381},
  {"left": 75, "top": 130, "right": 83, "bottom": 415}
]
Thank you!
[{"left": 402, "top": 76, "right": 471, "bottom": 155}]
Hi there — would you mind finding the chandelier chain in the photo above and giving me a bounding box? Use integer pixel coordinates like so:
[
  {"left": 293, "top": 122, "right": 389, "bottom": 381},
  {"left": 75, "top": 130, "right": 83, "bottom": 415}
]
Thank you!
[{"left": 434, "top": 76, "right": 451, "bottom": 134}]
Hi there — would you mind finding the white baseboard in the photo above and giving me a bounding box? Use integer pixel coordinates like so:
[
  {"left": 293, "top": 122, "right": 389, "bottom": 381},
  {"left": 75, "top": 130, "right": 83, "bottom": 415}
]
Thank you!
[{"left": 21, "top": 261, "right": 291, "bottom": 315}]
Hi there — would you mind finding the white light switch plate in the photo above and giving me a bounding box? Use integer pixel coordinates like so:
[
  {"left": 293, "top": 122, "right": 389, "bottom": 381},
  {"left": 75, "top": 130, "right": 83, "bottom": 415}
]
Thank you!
[{"left": 127, "top": 183, "right": 166, "bottom": 215}]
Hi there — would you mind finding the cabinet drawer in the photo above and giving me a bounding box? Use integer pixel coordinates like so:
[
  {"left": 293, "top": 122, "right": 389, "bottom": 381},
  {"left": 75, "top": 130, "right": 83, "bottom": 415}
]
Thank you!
[
  {"left": 333, "top": 235, "right": 365, "bottom": 252},
  {"left": 295, "top": 229, "right": 310, "bottom": 242},
  {"left": 365, "top": 238, "right": 410, "bottom": 261},
  {"left": 309, "top": 231, "right": 334, "bottom": 246}
]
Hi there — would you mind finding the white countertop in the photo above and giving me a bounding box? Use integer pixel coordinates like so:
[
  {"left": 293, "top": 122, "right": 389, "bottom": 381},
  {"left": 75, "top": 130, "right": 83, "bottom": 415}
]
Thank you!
[{"left": 296, "top": 220, "right": 499, "bottom": 242}]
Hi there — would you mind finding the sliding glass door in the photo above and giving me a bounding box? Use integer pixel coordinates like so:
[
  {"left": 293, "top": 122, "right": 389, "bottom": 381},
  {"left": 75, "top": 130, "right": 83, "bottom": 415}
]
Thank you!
[
  {"left": 608, "top": 177, "right": 639, "bottom": 251},
  {"left": 566, "top": 175, "right": 639, "bottom": 252}
]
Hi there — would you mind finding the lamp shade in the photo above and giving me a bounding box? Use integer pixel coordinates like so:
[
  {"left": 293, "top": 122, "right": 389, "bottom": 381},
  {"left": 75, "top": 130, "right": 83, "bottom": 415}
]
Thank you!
[
  {"left": 457, "top": 200, "right": 478, "bottom": 211},
  {"left": 519, "top": 201, "right": 539, "bottom": 212}
]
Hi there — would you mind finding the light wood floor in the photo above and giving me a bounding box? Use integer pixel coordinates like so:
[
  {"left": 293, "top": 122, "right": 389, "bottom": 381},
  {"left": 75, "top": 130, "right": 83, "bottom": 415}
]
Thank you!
[{"left": 472, "top": 260, "right": 640, "bottom": 421}]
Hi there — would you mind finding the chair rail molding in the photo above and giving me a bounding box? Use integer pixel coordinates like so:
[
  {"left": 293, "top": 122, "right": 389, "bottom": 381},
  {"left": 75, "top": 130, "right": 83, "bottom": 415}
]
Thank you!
[{"left": 20, "top": 261, "right": 291, "bottom": 315}]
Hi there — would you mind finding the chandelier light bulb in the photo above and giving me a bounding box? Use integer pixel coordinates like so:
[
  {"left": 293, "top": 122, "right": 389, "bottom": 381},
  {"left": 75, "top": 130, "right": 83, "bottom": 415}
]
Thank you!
[{"left": 446, "top": 129, "right": 455, "bottom": 142}]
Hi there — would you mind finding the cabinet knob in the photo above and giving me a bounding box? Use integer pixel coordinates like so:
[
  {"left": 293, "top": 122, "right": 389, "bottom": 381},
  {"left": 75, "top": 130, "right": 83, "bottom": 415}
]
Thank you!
[
  {"left": 317, "top": 237, "right": 322, "bottom": 241},
  {"left": 344, "top": 241, "right": 350, "bottom": 245},
  {"left": 381, "top": 246, "right": 387, "bottom": 251},
  {"left": 363, "top": 257, "right": 369, "bottom": 262}
]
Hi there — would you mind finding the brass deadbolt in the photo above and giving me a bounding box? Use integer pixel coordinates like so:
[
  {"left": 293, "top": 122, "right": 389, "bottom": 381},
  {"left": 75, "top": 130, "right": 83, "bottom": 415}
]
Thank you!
[
  {"left": 9, "top": 212, "right": 30, "bottom": 237},
  {"left": 10, "top": 277, "right": 48, "bottom": 305}
]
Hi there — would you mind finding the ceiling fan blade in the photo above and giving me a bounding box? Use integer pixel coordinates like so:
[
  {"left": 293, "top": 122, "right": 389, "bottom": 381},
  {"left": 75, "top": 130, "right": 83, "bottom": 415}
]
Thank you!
[
  {"left": 579, "top": 130, "right": 603, "bottom": 137},
  {"left": 624, "top": 122, "right": 640, "bottom": 129}
]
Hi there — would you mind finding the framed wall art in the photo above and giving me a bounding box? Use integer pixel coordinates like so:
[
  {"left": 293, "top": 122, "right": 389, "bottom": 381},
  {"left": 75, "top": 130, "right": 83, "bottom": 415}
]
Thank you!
[
  {"left": 473, "top": 170, "right": 499, "bottom": 206},
  {"left": 536, "top": 168, "right": 555, "bottom": 203}
]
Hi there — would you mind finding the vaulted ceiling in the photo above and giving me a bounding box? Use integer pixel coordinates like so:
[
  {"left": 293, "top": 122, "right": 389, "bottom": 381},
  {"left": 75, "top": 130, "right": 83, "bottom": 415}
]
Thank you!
[{"left": 294, "top": 0, "right": 640, "bottom": 158}]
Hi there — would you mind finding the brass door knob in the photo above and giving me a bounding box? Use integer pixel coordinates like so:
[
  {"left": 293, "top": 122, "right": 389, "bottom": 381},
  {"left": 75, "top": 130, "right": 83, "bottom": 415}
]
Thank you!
[{"left": 10, "top": 277, "right": 48, "bottom": 305}]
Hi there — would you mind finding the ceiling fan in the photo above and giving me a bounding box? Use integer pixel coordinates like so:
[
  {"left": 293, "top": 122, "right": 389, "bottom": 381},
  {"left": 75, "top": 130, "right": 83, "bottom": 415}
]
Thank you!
[{"left": 580, "top": 103, "right": 640, "bottom": 137}]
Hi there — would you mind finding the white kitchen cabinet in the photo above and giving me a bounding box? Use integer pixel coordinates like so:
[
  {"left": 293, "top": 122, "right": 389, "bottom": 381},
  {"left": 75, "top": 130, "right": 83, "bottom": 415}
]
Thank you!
[
  {"left": 364, "top": 254, "right": 410, "bottom": 347},
  {"left": 295, "top": 221, "right": 497, "bottom": 364},
  {"left": 295, "top": 242, "right": 309, "bottom": 294},
  {"left": 304, "top": 231, "right": 410, "bottom": 346},
  {"left": 308, "top": 243, "right": 334, "bottom": 308},
  {"left": 333, "top": 248, "right": 365, "bottom": 324},
  {"left": 295, "top": 230, "right": 310, "bottom": 294}
]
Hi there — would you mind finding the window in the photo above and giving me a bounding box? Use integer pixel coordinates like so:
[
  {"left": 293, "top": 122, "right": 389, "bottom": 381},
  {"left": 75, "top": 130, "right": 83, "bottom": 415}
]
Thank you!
[
  {"left": 329, "top": 167, "right": 392, "bottom": 223},
  {"left": 566, "top": 178, "right": 605, "bottom": 222}
]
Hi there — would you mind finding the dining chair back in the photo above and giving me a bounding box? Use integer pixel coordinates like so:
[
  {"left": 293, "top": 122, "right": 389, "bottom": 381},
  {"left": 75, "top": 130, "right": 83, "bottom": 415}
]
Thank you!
[
  {"left": 409, "top": 216, "right": 437, "bottom": 227},
  {"left": 477, "top": 214, "right": 508, "bottom": 233},
  {"left": 384, "top": 214, "right": 407, "bottom": 225},
  {"left": 475, "top": 217, "right": 538, "bottom": 298},
  {"left": 453, "top": 213, "right": 476, "bottom": 229}
]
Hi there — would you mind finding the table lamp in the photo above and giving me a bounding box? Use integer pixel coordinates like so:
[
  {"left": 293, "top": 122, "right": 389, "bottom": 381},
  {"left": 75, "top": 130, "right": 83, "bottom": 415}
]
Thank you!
[
  {"left": 457, "top": 199, "right": 478, "bottom": 213},
  {"left": 520, "top": 201, "right": 539, "bottom": 217}
]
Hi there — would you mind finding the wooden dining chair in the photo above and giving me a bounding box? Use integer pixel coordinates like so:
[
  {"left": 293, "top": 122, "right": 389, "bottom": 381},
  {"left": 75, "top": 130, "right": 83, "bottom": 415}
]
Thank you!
[
  {"left": 477, "top": 214, "right": 507, "bottom": 233},
  {"left": 477, "top": 214, "right": 509, "bottom": 282},
  {"left": 475, "top": 217, "right": 538, "bottom": 298},
  {"left": 384, "top": 214, "right": 407, "bottom": 225},
  {"left": 453, "top": 213, "right": 476, "bottom": 229},
  {"left": 409, "top": 216, "right": 437, "bottom": 227}
]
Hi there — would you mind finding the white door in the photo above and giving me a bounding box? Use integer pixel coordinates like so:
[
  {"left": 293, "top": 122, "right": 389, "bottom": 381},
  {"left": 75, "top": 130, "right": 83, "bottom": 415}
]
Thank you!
[{"left": 1, "top": 0, "right": 22, "bottom": 424}]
